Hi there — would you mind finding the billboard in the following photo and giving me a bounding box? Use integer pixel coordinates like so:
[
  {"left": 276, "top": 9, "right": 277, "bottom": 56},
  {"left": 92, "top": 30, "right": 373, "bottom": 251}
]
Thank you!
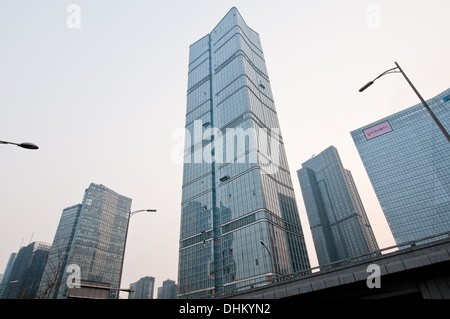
[{"left": 363, "top": 120, "right": 393, "bottom": 140}]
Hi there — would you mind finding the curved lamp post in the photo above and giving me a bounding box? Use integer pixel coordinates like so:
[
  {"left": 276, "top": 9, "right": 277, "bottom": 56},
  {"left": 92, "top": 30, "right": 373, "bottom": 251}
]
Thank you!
[
  {"left": 118, "top": 208, "right": 157, "bottom": 298},
  {"left": 130, "top": 209, "right": 157, "bottom": 216},
  {"left": 359, "top": 62, "right": 450, "bottom": 143},
  {"left": 0, "top": 140, "right": 39, "bottom": 150},
  {"left": 260, "top": 240, "right": 275, "bottom": 282},
  {"left": 260, "top": 241, "right": 270, "bottom": 255}
]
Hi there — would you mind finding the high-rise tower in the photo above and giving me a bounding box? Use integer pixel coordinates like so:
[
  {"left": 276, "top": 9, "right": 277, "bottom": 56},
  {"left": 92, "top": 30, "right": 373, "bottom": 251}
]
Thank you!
[
  {"left": 351, "top": 89, "right": 450, "bottom": 245},
  {"left": 54, "top": 183, "right": 132, "bottom": 299},
  {"left": 38, "top": 204, "right": 82, "bottom": 299},
  {"left": 129, "top": 276, "right": 155, "bottom": 299},
  {"left": 0, "top": 253, "right": 17, "bottom": 298},
  {"left": 297, "top": 146, "right": 379, "bottom": 267},
  {"left": 1, "top": 242, "right": 50, "bottom": 299},
  {"left": 178, "top": 7, "right": 310, "bottom": 298}
]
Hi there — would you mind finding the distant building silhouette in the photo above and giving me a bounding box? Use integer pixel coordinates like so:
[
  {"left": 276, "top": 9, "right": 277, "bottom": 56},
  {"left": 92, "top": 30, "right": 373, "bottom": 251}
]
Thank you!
[
  {"left": 129, "top": 276, "right": 155, "bottom": 299},
  {"left": 1, "top": 242, "right": 50, "bottom": 299},
  {"left": 0, "top": 253, "right": 17, "bottom": 298},
  {"left": 297, "top": 146, "right": 379, "bottom": 266},
  {"left": 157, "top": 279, "right": 177, "bottom": 299}
]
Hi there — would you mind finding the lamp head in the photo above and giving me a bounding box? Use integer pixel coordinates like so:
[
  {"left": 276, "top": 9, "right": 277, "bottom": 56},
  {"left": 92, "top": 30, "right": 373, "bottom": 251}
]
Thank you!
[
  {"left": 18, "top": 142, "right": 39, "bottom": 150},
  {"left": 359, "top": 81, "right": 374, "bottom": 92}
]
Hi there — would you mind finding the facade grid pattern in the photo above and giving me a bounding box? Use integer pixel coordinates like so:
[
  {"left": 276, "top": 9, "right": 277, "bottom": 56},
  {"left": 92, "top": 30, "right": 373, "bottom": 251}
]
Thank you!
[
  {"left": 297, "top": 146, "right": 379, "bottom": 267},
  {"left": 351, "top": 88, "right": 450, "bottom": 245},
  {"left": 178, "top": 7, "right": 310, "bottom": 299}
]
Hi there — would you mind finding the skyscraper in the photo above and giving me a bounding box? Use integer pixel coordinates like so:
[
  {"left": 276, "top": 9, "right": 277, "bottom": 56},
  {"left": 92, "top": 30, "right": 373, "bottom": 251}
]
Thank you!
[
  {"left": 38, "top": 204, "right": 82, "bottom": 299},
  {"left": 297, "top": 146, "right": 379, "bottom": 267},
  {"left": 55, "top": 183, "right": 132, "bottom": 299},
  {"left": 178, "top": 7, "right": 310, "bottom": 298},
  {"left": 129, "top": 276, "right": 155, "bottom": 299},
  {"left": 1, "top": 242, "right": 50, "bottom": 299},
  {"left": 158, "top": 279, "right": 177, "bottom": 299},
  {"left": 351, "top": 88, "right": 450, "bottom": 244},
  {"left": 0, "top": 253, "right": 17, "bottom": 298}
]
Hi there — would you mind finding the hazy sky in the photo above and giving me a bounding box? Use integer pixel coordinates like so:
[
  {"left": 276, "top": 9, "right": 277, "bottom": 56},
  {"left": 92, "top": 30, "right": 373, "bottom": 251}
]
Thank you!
[{"left": 1, "top": 0, "right": 449, "bottom": 297}]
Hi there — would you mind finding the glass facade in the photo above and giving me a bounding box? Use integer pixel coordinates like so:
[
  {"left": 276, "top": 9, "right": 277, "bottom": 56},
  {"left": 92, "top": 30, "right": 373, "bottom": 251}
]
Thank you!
[
  {"left": 38, "top": 204, "right": 82, "bottom": 298},
  {"left": 297, "top": 146, "right": 379, "bottom": 267},
  {"left": 130, "top": 276, "right": 155, "bottom": 299},
  {"left": 178, "top": 7, "right": 310, "bottom": 299},
  {"left": 57, "top": 183, "right": 132, "bottom": 299},
  {"left": 158, "top": 279, "right": 177, "bottom": 299},
  {"left": 0, "top": 253, "right": 17, "bottom": 298},
  {"left": 351, "top": 88, "right": 450, "bottom": 244},
  {"left": 1, "top": 242, "right": 50, "bottom": 299}
]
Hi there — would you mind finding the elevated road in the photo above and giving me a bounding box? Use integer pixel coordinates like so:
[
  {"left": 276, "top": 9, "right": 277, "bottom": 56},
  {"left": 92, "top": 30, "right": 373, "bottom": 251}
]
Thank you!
[{"left": 222, "top": 233, "right": 450, "bottom": 299}]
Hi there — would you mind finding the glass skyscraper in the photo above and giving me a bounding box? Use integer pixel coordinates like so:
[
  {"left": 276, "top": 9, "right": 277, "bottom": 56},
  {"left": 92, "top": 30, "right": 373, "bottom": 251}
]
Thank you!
[
  {"left": 0, "top": 253, "right": 17, "bottom": 298},
  {"left": 351, "top": 88, "right": 450, "bottom": 244},
  {"left": 297, "top": 146, "right": 379, "bottom": 267},
  {"left": 38, "top": 204, "right": 82, "bottom": 298},
  {"left": 129, "top": 276, "right": 155, "bottom": 299},
  {"left": 158, "top": 279, "right": 177, "bottom": 299},
  {"left": 178, "top": 7, "right": 310, "bottom": 299},
  {"left": 55, "top": 183, "right": 132, "bottom": 299},
  {"left": 1, "top": 242, "right": 50, "bottom": 299}
]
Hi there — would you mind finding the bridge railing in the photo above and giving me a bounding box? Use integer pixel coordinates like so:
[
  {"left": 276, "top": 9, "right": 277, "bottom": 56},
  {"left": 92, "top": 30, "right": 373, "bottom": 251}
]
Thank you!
[{"left": 209, "top": 231, "right": 450, "bottom": 298}]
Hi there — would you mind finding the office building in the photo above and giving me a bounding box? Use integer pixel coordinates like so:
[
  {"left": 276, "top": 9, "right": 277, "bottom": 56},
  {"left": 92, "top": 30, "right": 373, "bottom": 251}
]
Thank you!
[
  {"left": 157, "top": 286, "right": 162, "bottom": 299},
  {"left": 38, "top": 204, "right": 82, "bottom": 299},
  {"left": 129, "top": 282, "right": 137, "bottom": 299},
  {"left": 297, "top": 146, "right": 379, "bottom": 266},
  {"left": 158, "top": 279, "right": 177, "bottom": 299},
  {"left": 1, "top": 242, "right": 50, "bottom": 299},
  {"left": 129, "top": 276, "right": 155, "bottom": 299},
  {"left": 55, "top": 183, "right": 132, "bottom": 299},
  {"left": 178, "top": 7, "right": 310, "bottom": 298},
  {"left": 351, "top": 88, "right": 450, "bottom": 244},
  {"left": 0, "top": 253, "right": 17, "bottom": 298}
]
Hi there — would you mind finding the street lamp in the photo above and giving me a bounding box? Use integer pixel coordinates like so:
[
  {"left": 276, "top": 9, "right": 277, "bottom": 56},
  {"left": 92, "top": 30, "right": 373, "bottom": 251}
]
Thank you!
[
  {"left": 0, "top": 140, "right": 39, "bottom": 150},
  {"left": 260, "top": 241, "right": 275, "bottom": 282},
  {"left": 359, "top": 61, "right": 450, "bottom": 143},
  {"left": 260, "top": 241, "right": 270, "bottom": 255},
  {"left": 130, "top": 209, "right": 157, "bottom": 216},
  {"left": 118, "top": 208, "right": 157, "bottom": 298}
]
